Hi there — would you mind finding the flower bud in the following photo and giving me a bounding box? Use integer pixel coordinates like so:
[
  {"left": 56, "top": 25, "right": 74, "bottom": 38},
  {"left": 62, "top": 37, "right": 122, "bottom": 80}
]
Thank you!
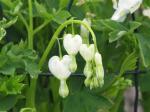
[
  {"left": 94, "top": 52, "right": 103, "bottom": 66},
  {"left": 80, "top": 18, "right": 91, "bottom": 43},
  {"left": 59, "top": 80, "right": 69, "bottom": 98},
  {"left": 80, "top": 44, "right": 95, "bottom": 62},
  {"left": 84, "top": 62, "right": 93, "bottom": 77},
  {"left": 63, "top": 34, "right": 82, "bottom": 55},
  {"left": 48, "top": 56, "right": 71, "bottom": 80},
  {"left": 69, "top": 55, "right": 77, "bottom": 72}
]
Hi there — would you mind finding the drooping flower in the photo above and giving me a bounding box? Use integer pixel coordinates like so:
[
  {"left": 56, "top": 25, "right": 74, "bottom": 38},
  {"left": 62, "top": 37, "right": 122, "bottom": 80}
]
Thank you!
[
  {"left": 48, "top": 55, "right": 71, "bottom": 98},
  {"left": 48, "top": 56, "right": 71, "bottom": 80},
  {"left": 111, "top": 0, "right": 142, "bottom": 22},
  {"left": 63, "top": 34, "right": 82, "bottom": 55},
  {"left": 63, "top": 34, "right": 82, "bottom": 72},
  {"left": 94, "top": 52, "right": 104, "bottom": 86},
  {"left": 79, "top": 44, "right": 95, "bottom": 62}
]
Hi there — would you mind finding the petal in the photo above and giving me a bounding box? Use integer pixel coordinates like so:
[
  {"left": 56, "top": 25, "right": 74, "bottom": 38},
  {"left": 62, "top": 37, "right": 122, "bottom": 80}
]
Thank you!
[
  {"left": 79, "top": 44, "right": 95, "bottom": 61},
  {"left": 94, "top": 52, "right": 103, "bottom": 66},
  {"left": 111, "top": 8, "right": 129, "bottom": 22},
  {"left": 63, "top": 34, "right": 82, "bottom": 55},
  {"left": 48, "top": 56, "right": 71, "bottom": 80}
]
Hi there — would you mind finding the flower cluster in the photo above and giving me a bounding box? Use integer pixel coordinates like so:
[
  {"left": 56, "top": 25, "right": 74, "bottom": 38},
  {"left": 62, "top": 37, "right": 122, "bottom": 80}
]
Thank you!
[
  {"left": 80, "top": 45, "right": 104, "bottom": 89},
  {"left": 48, "top": 19, "right": 104, "bottom": 98},
  {"left": 111, "top": 0, "right": 142, "bottom": 22}
]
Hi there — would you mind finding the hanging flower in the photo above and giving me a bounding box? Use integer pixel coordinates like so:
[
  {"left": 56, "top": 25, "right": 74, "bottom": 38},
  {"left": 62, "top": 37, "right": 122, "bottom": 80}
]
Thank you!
[
  {"left": 94, "top": 52, "right": 104, "bottom": 86},
  {"left": 79, "top": 44, "right": 95, "bottom": 62},
  {"left": 63, "top": 34, "right": 82, "bottom": 55},
  {"left": 63, "top": 34, "right": 82, "bottom": 72},
  {"left": 48, "top": 55, "right": 71, "bottom": 98},
  {"left": 111, "top": 0, "right": 142, "bottom": 22}
]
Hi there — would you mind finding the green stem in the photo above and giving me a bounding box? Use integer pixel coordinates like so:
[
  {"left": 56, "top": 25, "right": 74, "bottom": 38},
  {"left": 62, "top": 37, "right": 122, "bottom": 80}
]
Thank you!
[
  {"left": 26, "top": 0, "right": 36, "bottom": 109},
  {"left": 39, "top": 20, "right": 98, "bottom": 69},
  {"left": 57, "top": 39, "right": 63, "bottom": 58},
  {"left": 28, "top": 0, "right": 33, "bottom": 49},
  {"left": 33, "top": 20, "right": 51, "bottom": 35}
]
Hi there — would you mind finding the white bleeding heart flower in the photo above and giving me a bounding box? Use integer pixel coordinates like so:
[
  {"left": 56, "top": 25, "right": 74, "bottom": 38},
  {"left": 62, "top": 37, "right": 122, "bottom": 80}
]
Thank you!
[
  {"left": 111, "top": 0, "right": 142, "bottom": 22},
  {"left": 80, "top": 18, "right": 91, "bottom": 42},
  {"left": 79, "top": 44, "right": 95, "bottom": 62},
  {"left": 143, "top": 8, "right": 150, "bottom": 18},
  {"left": 63, "top": 34, "right": 82, "bottom": 55},
  {"left": 48, "top": 55, "right": 72, "bottom": 98},
  {"left": 48, "top": 56, "right": 71, "bottom": 80}
]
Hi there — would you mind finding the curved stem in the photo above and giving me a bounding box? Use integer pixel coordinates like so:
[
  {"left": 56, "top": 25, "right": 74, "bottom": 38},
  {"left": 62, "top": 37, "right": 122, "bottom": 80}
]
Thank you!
[{"left": 38, "top": 19, "right": 98, "bottom": 69}]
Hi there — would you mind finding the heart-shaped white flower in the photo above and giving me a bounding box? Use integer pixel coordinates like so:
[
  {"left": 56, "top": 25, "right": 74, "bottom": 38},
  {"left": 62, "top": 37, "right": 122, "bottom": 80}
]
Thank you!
[
  {"left": 48, "top": 55, "right": 71, "bottom": 80},
  {"left": 111, "top": 0, "right": 142, "bottom": 22},
  {"left": 79, "top": 44, "right": 95, "bottom": 62},
  {"left": 63, "top": 34, "right": 82, "bottom": 55}
]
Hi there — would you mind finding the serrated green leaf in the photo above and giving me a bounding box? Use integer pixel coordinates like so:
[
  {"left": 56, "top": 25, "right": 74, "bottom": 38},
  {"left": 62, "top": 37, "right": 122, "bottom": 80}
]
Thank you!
[
  {"left": 129, "top": 21, "right": 141, "bottom": 32},
  {"left": 63, "top": 90, "right": 112, "bottom": 112},
  {"left": 93, "top": 19, "right": 127, "bottom": 31},
  {"left": 53, "top": 10, "right": 71, "bottom": 24},
  {"left": 0, "top": 75, "right": 25, "bottom": 95},
  {"left": 34, "top": 0, "right": 53, "bottom": 20},
  {"left": 119, "top": 51, "right": 137, "bottom": 75},
  {"left": 136, "top": 33, "right": 150, "bottom": 67},
  {"left": 109, "top": 30, "right": 127, "bottom": 43}
]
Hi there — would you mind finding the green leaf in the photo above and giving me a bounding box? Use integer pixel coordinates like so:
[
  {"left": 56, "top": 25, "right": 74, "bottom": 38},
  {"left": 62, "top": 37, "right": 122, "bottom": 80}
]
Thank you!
[
  {"left": 129, "top": 21, "right": 141, "bottom": 32},
  {"left": 34, "top": 0, "right": 53, "bottom": 20},
  {"left": 0, "top": 95, "right": 18, "bottom": 111},
  {"left": 3, "top": 17, "right": 18, "bottom": 28},
  {"left": 119, "top": 51, "right": 137, "bottom": 75},
  {"left": 0, "top": 75, "right": 25, "bottom": 95},
  {"left": 53, "top": 10, "right": 71, "bottom": 24},
  {"left": 63, "top": 90, "right": 112, "bottom": 112},
  {"left": 0, "top": 28, "right": 6, "bottom": 41},
  {"left": 93, "top": 19, "right": 127, "bottom": 31},
  {"left": 136, "top": 34, "right": 150, "bottom": 67},
  {"left": 109, "top": 30, "right": 127, "bottom": 43}
]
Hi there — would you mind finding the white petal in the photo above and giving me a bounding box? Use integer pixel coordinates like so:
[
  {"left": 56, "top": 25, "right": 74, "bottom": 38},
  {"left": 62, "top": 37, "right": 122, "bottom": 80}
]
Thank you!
[
  {"left": 48, "top": 56, "right": 71, "bottom": 80},
  {"left": 118, "top": 0, "right": 142, "bottom": 13},
  {"left": 79, "top": 44, "right": 95, "bottom": 61},
  {"left": 143, "top": 8, "right": 150, "bottom": 18},
  {"left": 63, "top": 34, "right": 82, "bottom": 55},
  {"left": 111, "top": 8, "right": 129, "bottom": 22},
  {"left": 94, "top": 52, "right": 103, "bottom": 66},
  {"left": 112, "top": 0, "right": 118, "bottom": 9},
  {"left": 61, "top": 55, "right": 72, "bottom": 69}
]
